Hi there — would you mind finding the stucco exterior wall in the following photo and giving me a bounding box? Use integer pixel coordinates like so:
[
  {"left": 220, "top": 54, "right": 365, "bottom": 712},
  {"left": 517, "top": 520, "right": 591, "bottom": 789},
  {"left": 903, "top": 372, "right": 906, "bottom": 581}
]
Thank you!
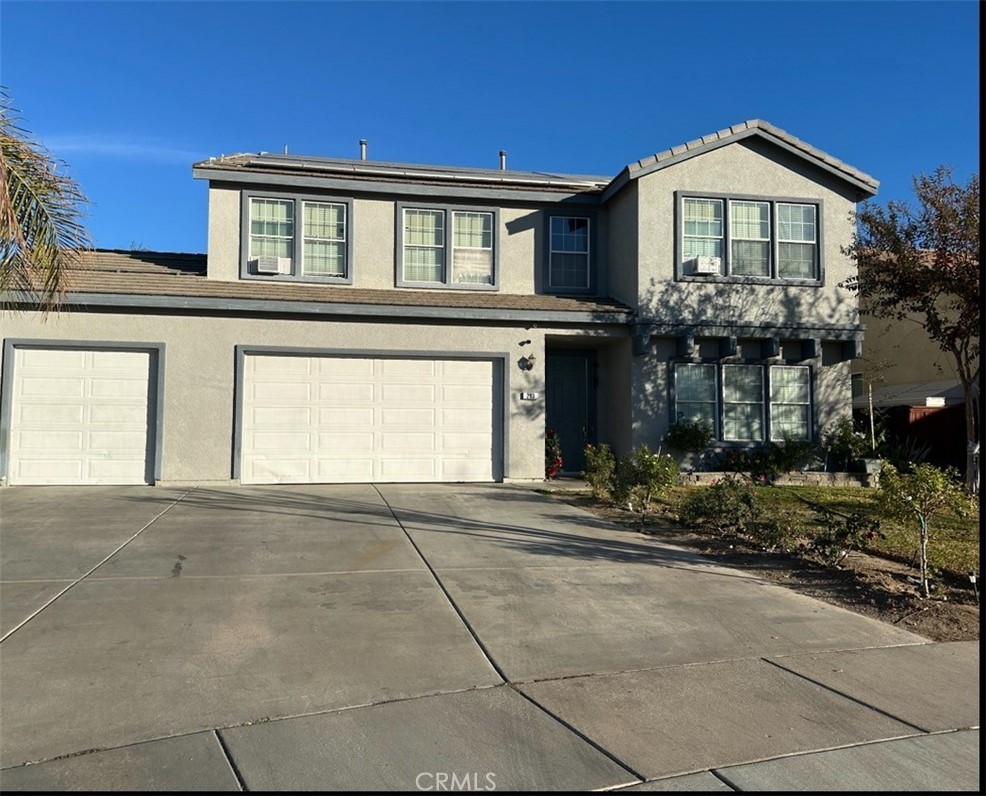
[
  {"left": 854, "top": 313, "right": 958, "bottom": 385},
  {"left": 1, "top": 310, "right": 564, "bottom": 484},
  {"left": 205, "top": 186, "right": 599, "bottom": 298},
  {"left": 605, "top": 181, "right": 638, "bottom": 307},
  {"left": 634, "top": 138, "right": 860, "bottom": 327}
]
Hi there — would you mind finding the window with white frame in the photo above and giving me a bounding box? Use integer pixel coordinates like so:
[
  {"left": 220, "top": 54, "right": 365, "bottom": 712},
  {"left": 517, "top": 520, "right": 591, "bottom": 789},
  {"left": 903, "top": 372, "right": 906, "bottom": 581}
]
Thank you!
[
  {"left": 722, "top": 365, "right": 765, "bottom": 441},
  {"left": 674, "top": 363, "right": 718, "bottom": 432},
  {"left": 673, "top": 363, "right": 812, "bottom": 443},
  {"left": 400, "top": 206, "right": 496, "bottom": 287},
  {"left": 549, "top": 216, "right": 590, "bottom": 289},
  {"left": 679, "top": 194, "right": 820, "bottom": 281},
  {"left": 246, "top": 195, "right": 350, "bottom": 281},
  {"left": 769, "top": 366, "right": 811, "bottom": 440}
]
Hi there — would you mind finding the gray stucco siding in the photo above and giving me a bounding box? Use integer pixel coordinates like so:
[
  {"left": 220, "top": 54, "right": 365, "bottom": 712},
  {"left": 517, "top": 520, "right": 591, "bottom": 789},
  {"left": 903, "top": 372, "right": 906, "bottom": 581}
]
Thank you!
[
  {"left": 634, "top": 137, "right": 860, "bottom": 329},
  {"left": 206, "top": 185, "right": 607, "bottom": 299}
]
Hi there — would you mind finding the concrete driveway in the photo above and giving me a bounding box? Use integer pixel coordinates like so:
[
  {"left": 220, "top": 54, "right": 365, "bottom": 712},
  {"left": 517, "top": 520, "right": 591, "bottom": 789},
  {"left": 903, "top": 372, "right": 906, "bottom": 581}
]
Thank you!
[{"left": 0, "top": 484, "right": 978, "bottom": 791}]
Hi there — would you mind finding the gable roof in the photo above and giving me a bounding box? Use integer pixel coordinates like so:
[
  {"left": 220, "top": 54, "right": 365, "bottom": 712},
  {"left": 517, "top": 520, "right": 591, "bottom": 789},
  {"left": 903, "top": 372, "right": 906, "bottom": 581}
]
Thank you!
[
  {"left": 603, "top": 119, "right": 880, "bottom": 201},
  {"left": 194, "top": 119, "right": 878, "bottom": 204}
]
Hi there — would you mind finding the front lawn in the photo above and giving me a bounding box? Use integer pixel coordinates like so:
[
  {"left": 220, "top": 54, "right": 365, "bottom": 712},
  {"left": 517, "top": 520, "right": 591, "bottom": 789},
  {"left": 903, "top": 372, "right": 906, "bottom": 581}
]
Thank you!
[{"left": 654, "top": 484, "right": 979, "bottom": 576}]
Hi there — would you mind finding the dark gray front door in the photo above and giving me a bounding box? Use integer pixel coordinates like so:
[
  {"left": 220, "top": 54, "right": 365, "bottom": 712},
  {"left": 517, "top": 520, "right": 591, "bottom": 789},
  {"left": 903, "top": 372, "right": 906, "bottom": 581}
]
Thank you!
[{"left": 546, "top": 352, "right": 596, "bottom": 474}]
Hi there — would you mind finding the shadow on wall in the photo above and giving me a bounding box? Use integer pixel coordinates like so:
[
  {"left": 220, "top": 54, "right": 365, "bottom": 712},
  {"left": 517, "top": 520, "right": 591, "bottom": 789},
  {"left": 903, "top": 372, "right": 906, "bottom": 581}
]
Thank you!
[{"left": 620, "top": 277, "right": 859, "bottom": 452}]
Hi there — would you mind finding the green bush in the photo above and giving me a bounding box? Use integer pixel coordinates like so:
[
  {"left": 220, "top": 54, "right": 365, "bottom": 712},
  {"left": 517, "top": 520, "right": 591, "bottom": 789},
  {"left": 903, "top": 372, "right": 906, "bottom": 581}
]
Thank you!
[
  {"left": 822, "top": 417, "right": 869, "bottom": 470},
  {"left": 809, "top": 508, "right": 883, "bottom": 567},
  {"left": 612, "top": 445, "right": 679, "bottom": 522},
  {"left": 582, "top": 443, "right": 617, "bottom": 501},
  {"left": 665, "top": 418, "right": 714, "bottom": 455},
  {"left": 680, "top": 475, "right": 759, "bottom": 533},
  {"left": 748, "top": 511, "right": 804, "bottom": 552}
]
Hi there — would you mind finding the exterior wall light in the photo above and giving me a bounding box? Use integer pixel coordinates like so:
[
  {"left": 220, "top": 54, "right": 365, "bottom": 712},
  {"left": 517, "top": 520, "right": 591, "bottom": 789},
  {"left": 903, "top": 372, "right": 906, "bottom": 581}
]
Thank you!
[{"left": 520, "top": 354, "right": 536, "bottom": 371}]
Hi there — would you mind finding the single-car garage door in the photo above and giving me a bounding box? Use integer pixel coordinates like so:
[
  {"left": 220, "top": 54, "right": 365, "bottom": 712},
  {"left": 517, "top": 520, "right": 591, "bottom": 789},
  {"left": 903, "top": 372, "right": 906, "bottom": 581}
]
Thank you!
[
  {"left": 240, "top": 354, "right": 498, "bottom": 484},
  {"left": 7, "top": 347, "right": 154, "bottom": 485}
]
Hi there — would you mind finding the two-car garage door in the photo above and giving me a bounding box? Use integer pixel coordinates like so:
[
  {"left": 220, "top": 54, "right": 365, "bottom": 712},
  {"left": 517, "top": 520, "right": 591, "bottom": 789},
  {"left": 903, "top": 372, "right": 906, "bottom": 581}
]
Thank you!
[{"left": 239, "top": 354, "right": 499, "bottom": 484}]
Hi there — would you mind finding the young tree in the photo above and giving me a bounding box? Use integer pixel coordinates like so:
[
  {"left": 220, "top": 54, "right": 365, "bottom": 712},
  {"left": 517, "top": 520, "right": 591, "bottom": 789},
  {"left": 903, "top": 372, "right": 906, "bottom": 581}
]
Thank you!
[
  {"left": 844, "top": 167, "right": 980, "bottom": 492},
  {"left": 1, "top": 90, "right": 92, "bottom": 310},
  {"left": 878, "top": 463, "right": 969, "bottom": 598}
]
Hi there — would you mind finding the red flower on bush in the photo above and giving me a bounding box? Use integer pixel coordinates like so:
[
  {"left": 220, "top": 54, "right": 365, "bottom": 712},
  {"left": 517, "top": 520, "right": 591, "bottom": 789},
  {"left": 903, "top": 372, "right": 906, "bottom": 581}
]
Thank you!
[{"left": 545, "top": 428, "right": 564, "bottom": 479}]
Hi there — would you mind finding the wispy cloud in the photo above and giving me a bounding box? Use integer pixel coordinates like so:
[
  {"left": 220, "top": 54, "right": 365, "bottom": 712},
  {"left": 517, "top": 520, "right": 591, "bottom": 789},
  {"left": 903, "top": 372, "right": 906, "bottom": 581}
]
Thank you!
[{"left": 43, "top": 135, "right": 202, "bottom": 163}]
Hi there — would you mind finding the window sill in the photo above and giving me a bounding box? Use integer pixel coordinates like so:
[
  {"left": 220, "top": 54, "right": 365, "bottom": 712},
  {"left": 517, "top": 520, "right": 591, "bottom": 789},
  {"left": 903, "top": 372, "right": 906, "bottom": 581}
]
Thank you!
[
  {"left": 396, "top": 281, "right": 499, "bottom": 291},
  {"left": 239, "top": 271, "right": 353, "bottom": 285},
  {"left": 675, "top": 274, "right": 823, "bottom": 287}
]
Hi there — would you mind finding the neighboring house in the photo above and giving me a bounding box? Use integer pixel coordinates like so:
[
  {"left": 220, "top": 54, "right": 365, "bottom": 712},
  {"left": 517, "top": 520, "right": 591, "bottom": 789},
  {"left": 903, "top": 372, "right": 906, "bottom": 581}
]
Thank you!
[
  {"left": 0, "top": 120, "right": 879, "bottom": 486},
  {"left": 852, "top": 313, "right": 970, "bottom": 469}
]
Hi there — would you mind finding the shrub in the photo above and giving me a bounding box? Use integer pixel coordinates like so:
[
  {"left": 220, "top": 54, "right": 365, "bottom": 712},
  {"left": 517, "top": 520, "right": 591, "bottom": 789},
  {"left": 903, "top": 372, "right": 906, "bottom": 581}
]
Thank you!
[
  {"left": 582, "top": 443, "right": 617, "bottom": 501},
  {"left": 878, "top": 463, "right": 970, "bottom": 597},
  {"left": 679, "top": 475, "right": 759, "bottom": 534},
  {"left": 665, "top": 418, "right": 714, "bottom": 455},
  {"left": 748, "top": 511, "right": 804, "bottom": 552},
  {"left": 770, "top": 437, "right": 819, "bottom": 474},
  {"left": 612, "top": 445, "right": 679, "bottom": 523},
  {"left": 822, "top": 417, "right": 869, "bottom": 470},
  {"left": 545, "top": 428, "right": 563, "bottom": 479},
  {"left": 809, "top": 508, "right": 883, "bottom": 567}
]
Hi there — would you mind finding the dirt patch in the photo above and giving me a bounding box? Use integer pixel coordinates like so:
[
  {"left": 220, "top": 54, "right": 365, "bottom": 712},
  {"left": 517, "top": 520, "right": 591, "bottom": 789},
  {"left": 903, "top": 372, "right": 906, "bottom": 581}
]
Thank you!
[{"left": 551, "top": 492, "right": 980, "bottom": 643}]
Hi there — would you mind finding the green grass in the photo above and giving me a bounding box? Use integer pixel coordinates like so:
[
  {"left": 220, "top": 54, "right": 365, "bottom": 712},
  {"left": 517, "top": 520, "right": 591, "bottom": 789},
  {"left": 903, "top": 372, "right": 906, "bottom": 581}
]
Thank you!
[{"left": 657, "top": 484, "right": 980, "bottom": 575}]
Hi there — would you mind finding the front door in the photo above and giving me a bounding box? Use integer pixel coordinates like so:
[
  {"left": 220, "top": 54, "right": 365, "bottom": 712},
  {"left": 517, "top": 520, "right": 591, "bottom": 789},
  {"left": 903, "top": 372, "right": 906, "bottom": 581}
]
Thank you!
[{"left": 546, "top": 351, "right": 596, "bottom": 474}]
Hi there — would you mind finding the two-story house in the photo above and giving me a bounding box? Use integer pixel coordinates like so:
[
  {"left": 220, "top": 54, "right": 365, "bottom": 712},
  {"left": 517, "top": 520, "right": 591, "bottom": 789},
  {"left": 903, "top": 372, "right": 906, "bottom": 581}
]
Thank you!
[{"left": 0, "top": 120, "right": 878, "bottom": 486}]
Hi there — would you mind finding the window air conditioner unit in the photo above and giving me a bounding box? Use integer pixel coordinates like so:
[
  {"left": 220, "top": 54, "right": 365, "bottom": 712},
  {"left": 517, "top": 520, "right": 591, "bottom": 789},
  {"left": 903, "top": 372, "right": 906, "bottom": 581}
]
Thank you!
[
  {"left": 251, "top": 256, "right": 291, "bottom": 274},
  {"left": 692, "top": 256, "right": 721, "bottom": 275}
]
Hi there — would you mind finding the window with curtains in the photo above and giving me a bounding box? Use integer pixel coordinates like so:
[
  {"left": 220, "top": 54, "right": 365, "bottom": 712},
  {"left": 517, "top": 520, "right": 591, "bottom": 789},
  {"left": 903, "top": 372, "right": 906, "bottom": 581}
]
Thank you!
[
  {"left": 678, "top": 193, "right": 820, "bottom": 281},
  {"left": 673, "top": 362, "right": 812, "bottom": 442},
  {"left": 243, "top": 193, "right": 351, "bottom": 282},
  {"left": 548, "top": 216, "right": 591, "bottom": 290},
  {"left": 398, "top": 205, "right": 496, "bottom": 288}
]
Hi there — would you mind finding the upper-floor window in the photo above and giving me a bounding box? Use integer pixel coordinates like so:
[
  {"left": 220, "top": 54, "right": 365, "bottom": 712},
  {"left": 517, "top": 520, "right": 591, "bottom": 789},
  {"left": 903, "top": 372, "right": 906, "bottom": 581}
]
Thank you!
[
  {"left": 548, "top": 216, "right": 591, "bottom": 290},
  {"left": 678, "top": 193, "right": 820, "bottom": 282},
  {"left": 674, "top": 362, "right": 812, "bottom": 442},
  {"left": 243, "top": 193, "right": 352, "bottom": 283},
  {"left": 398, "top": 204, "right": 497, "bottom": 289}
]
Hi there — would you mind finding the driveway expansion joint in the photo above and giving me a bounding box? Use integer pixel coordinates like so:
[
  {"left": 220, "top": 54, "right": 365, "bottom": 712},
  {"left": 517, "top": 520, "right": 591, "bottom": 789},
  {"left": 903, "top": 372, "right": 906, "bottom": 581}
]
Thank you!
[
  {"left": 0, "top": 486, "right": 196, "bottom": 645},
  {"left": 760, "top": 657, "right": 931, "bottom": 733}
]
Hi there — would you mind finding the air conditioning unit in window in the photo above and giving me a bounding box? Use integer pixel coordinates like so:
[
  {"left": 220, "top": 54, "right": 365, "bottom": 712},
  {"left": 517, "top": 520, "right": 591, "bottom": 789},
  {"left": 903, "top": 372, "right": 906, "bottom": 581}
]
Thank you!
[
  {"left": 250, "top": 256, "right": 291, "bottom": 274},
  {"left": 691, "top": 256, "right": 722, "bottom": 275}
]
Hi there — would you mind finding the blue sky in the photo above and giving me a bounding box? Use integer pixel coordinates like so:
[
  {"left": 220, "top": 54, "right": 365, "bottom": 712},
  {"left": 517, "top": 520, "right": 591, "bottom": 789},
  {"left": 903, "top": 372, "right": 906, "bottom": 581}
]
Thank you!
[{"left": 2, "top": 0, "right": 979, "bottom": 253}]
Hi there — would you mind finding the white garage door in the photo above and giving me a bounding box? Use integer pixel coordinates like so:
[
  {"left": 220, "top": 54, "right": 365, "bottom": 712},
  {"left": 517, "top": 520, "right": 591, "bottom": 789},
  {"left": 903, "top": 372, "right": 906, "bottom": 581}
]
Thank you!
[
  {"left": 241, "top": 354, "right": 497, "bottom": 484},
  {"left": 7, "top": 347, "right": 153, "bottom": 485}
]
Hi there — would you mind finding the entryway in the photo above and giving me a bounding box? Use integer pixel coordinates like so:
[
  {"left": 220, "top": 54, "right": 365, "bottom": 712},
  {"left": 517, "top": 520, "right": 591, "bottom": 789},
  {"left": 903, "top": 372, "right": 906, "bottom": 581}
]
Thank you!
[{"left": 545, "top": 350, "right": 596, "bottom": 474}]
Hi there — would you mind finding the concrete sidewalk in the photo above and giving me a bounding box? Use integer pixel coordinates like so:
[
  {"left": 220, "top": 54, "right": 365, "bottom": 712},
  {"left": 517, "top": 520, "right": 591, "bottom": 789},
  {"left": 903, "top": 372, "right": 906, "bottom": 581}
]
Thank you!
[{"left": 0, "top": 484, "right": 979, "bottom": 791}]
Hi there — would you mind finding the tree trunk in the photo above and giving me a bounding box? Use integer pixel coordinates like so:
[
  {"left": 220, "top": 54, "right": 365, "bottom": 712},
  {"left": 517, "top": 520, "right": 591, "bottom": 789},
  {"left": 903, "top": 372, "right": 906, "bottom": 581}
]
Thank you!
[{"left": 918, "top": 515, "right": 930, "bottom": 599}]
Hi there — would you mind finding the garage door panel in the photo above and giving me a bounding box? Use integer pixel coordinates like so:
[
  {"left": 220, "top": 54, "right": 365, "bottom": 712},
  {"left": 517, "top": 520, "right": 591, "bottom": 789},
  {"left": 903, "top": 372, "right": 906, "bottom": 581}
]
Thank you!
[
  {"left": 251, "top": 355, "right": 312, "bottom": 375},
  {"left": 20, "top": 404, "right": 86, "bottom": 424},
  {"left": 252, "top": 382, "right": 311, "bottom": 401},
  {"left": 382, "top": 383, "right": 434, "bottom": 403},
  {"left": 317, "top": 432, "right": 374, "bottom": 452},
  {"left": 317, "top": 407, "right": 374, "bottom": 426},
  {"left": 316, "top": 458, "right": 375, "bottom": 479},
  {"left": 251, "top": 407, "right": 311, "bottom": 426},
  {"left": 91, "top": 378, "right": 147, "bottom": 398},
  {"left": 20, "top": 377, "right": 85, "bottom": 397},
  {"left": 15, "top": 460, "right": 84, "bottom": 480},
  {"left": 17, "top": 431, "right": 84, "bottom": 450},
  {"left": 19, "top": 349, "right": 86, "bottom": 368},
  {"left": 381, "top": 408, "right": 435, "bottom": 426},
  {"left": 442, "top": 384, "right": 491, "bottom": 403},
  {"left": 88, "top": 431, "right": 147, "bottom": 451},
  {"left": 318, "top": 383, "right": 374, "bottom": 402},
  {"left": 319, "top": 357, "right": 374, "bottom": 376},
  {"left": 241, "top": 354, "right": 497, "bottom": 484},
  {"left": 90, "top": 404, "right": 146, "bottom": 424}
]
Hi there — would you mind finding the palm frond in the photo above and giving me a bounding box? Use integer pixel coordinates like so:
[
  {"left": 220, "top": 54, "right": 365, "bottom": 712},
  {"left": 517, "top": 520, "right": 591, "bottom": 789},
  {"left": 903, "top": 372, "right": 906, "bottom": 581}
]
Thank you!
[{"left": 0, "top": 88, "right": 93, "bottom": 311}]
